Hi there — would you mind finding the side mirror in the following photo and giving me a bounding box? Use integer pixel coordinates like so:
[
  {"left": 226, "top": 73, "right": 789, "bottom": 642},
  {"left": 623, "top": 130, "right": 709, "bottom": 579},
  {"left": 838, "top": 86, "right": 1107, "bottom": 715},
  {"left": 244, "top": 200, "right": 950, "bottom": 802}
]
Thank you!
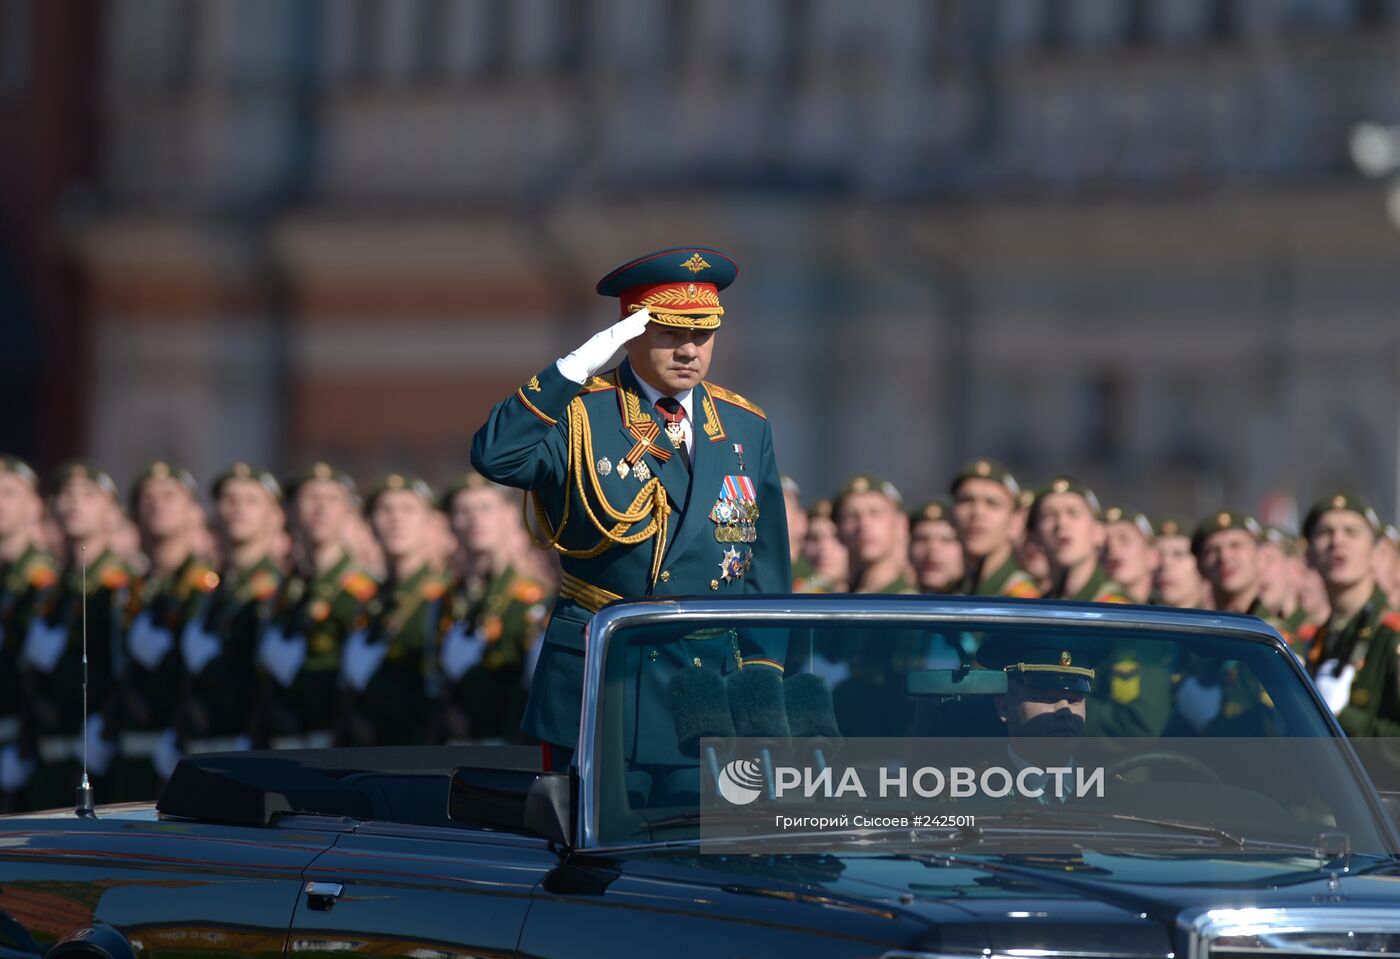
[
  {"left": 907, "top": 668, "right": 1007, "bottom": 697},
  {"left": 525, "top": 773, "right": 575, "bottom": 848}
]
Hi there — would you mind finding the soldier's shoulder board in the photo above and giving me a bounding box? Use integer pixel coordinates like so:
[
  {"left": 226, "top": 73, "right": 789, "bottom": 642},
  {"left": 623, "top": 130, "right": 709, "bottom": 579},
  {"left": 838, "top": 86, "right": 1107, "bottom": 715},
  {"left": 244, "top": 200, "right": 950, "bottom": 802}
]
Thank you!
[
  {"left": 1006, "top": 577, "right": 1040, "bottom": 599},
  {"left": 340, "top": 570, "right": 378, "bottom": 603},
  {"left": 186, "top": 564, "right": 220, "bottom": 594},
  {"left": 703, "top": 382, "right": 765, "bottom": 419},
  {"left": 579, "top": 375, "right": 616, "bottom": 395},
  {"left": 249, "top": 569, "right": 280, "bottom": 601},
  {"left": 26, "top": 556, "right": 59, "bottom": 590},
  {"left": 508, "top": 577, "right": 547, "bottom": 606}
]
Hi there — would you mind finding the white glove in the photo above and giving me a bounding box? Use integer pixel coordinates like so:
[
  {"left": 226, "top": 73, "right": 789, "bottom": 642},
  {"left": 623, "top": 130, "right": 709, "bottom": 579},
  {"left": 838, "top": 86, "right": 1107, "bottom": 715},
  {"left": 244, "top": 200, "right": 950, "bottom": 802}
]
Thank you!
[
  {"left": 555, "top": 308, "right": 652, "bottom": 384},
  {"left": 1175, "top": 676, "right": 1224, "bottom": 733},
  {"left": 1314, "top": 660, "right": 1356, "bottom": 715}
]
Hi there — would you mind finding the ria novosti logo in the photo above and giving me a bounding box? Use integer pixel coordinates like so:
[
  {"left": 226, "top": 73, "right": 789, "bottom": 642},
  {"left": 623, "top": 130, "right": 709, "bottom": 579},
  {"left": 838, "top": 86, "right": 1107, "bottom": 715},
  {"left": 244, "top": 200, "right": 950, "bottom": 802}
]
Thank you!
[{"left": 717, "top": 758, "right": 766, "bottom": 805}]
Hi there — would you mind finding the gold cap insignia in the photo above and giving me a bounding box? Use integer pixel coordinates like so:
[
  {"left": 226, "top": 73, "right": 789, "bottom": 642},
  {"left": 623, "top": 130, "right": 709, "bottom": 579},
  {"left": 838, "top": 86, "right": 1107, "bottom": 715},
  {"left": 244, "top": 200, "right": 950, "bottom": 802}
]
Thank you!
[
  {"left": 852, "top": 477, "right": 870, "bottom": 493},
  {"left": 975, "top": 460, "right": 991, "bottom": 476},
  {"left": 1160, "top": 520, "right": 1179, "bottom": 536},
  {"left": 681, "top": 253, "right": 711, "bottom": 274},
  {"left": 151, "top": 461, "right": 171, "bottom": 478},
  {"left": 923, "top": 504, "right": 943, "bottom": 520},
  {"left": 1105, "top": 507, "right": 1122, "bottom": 522},
  {"left": 1332, "top": 495, "right": 1347, "bottom": 509},
  {"left": 386, "top": 474, "right": 405, "bottom": 489},
  {"left": 1217, "top": 511, "right": 1232, "bottom": 527},
  {"left": 1060, "top": 651, "right": 1072, "bottom": 666},
  {"left": 313, "top": 462, "right": 333, "bottom": 479},
  {"left": 232, "top": 462, "right": 251, "bottom": 478},
  {"left": 1052, "top": 478, "right": 1070, "bottom": 493}
]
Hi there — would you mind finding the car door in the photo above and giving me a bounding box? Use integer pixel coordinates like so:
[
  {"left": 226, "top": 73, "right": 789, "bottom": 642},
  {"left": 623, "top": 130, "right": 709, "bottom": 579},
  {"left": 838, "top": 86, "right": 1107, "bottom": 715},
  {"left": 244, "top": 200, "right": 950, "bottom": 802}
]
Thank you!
[
  {"left": 286, "top": 821, "right": 558, "bottom": 958},
  {"left": 0, "top": 814, "right": 345, "bottom": 959}
]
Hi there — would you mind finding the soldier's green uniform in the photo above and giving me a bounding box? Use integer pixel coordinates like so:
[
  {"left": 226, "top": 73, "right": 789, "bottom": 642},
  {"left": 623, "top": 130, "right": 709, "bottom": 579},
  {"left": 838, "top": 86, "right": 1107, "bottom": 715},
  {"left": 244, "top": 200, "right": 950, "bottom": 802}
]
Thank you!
[
  {"left": 337, "top": 474, "right": 450, "bottom": 747},
  {"left": 176, "top": 465, "right": 285, "bottom": 750},
  {"left": 14, "top": 549, "right": 130, "bottom": 811},
  {"left": 471, "top": 247, "right": 791, "bottom": 755},
  {"left": 434, "top": 565, "right": 548, "bottom": 742},
  {"left": 1300, "top": 494, "right": 1400, "bottom": 737},
  {"left": 252, "top": 551, "right": 376, "bottom": 748}
]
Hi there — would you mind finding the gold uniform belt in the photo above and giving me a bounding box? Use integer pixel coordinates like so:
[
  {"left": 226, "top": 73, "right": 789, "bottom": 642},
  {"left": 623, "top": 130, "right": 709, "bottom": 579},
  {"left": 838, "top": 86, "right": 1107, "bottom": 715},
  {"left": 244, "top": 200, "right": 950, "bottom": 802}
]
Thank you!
[{"left": 559, "top": 573, "right": 623, "bottom": 614}]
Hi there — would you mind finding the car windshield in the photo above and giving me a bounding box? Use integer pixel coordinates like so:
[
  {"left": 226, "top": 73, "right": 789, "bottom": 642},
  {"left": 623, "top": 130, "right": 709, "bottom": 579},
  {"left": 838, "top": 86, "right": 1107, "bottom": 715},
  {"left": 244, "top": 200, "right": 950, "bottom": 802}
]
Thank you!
[{"left": 588, "top": 610, "right": 1394, "bottom": 856}]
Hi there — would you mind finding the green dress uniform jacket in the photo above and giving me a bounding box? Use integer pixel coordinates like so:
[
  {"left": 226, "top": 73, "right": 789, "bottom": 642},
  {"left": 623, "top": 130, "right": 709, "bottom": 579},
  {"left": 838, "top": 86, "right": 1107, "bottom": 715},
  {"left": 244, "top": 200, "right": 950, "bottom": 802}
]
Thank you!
[
  {"left": 176, "top": 555, "right": 282, "bottom": 746},
  {"left": 11, "top": 551, "right": 129, "bottom": 810},
  {"left": 969, "top": 556, "right": 1041, "bottom": 599},
  {"left": 433, "top": 565, "right": 547, "bottom": 742},
  {"left": 336, "top": 563, "right": 450, "bottom": 747},
  {"left": 249, "top": 552, "right": 377, "bottom": 747},
  {"left": 1307, "top": 587, "right": 1400, "bottom": 737},
  {"left": 471, "top": 360, "right": 791, "bottom": 750}
]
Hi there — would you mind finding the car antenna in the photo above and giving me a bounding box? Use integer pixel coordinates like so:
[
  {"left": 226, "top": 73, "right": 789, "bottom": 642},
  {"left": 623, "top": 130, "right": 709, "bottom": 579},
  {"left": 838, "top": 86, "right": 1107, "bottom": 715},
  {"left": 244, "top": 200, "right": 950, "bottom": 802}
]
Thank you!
[{"left": 75, "top": 546, "right": 96, "bottom": 819}]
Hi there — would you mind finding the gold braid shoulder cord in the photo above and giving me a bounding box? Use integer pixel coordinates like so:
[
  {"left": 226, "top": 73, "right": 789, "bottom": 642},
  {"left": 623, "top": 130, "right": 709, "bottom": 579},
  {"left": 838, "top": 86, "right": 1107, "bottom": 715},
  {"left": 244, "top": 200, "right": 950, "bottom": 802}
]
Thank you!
[{"left": 524, "top": 397, "right": 670, "bottom": 587}]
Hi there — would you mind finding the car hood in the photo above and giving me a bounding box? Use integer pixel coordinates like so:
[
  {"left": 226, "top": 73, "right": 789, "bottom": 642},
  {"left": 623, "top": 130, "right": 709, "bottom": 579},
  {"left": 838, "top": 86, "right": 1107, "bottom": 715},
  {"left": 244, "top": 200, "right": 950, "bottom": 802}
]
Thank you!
[{"left": 575, "top": 847, "right": 1400, "bottom": 955}]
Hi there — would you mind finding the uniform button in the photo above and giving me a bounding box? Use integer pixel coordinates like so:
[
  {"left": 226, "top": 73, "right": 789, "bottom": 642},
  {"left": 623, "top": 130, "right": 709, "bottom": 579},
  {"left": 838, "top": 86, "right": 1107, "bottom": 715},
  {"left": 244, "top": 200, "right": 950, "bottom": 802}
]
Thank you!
[
  {"left": 659, "top": 570, "right": 671, "bottom": 582},
  {"left": 710, "top": 579, "right": 719, "bottom": 590},
  {"left": 692, "top": 657, "right": 703, "bottom": 668},
  {"left": 649, "top": 649, "right": 658, "bottom": 662}
]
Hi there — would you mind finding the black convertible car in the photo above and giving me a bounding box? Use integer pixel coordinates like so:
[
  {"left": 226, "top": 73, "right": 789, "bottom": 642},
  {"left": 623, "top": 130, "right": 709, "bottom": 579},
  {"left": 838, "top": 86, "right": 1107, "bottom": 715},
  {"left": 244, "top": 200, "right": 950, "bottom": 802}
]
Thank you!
[{"left": 4, "top": 596, "right": 1400, "bottom": 959}]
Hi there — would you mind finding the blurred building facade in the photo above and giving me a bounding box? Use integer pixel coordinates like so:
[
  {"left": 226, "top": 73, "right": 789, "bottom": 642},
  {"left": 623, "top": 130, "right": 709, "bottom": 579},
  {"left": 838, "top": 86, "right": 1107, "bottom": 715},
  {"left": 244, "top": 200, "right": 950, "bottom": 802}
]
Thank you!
[{"left": 7, "top": 0, "right": 1400, "bottom": 520}]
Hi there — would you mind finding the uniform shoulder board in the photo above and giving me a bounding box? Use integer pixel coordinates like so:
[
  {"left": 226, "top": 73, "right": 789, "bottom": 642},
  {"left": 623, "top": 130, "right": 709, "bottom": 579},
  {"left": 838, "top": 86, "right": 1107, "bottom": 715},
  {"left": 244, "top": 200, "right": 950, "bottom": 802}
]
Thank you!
[
  {"left": 341, "top": 570, "right": 378, "bottom": 603},
  {"left": 27, "top": 558, "right": 59, "bottom": 591},
  {"left": 187, "top": 565, "right": 220, "bottom": 593},
  {"left": 100, "top": 565, "right": 131, "bottom": 591},
  {"left": 1006, "top": 579, "right": 1040, "bottom": 599},
  {"left": 249, "top": 569, "right": 280, "bottom": 601},
  {"left": 579, "top": 375, "right": 615, "bottom": 394},
  {"left": 704, "top": 382, "right": 765, "bottom": 419},
  {"left": 1383, "top": 611, "right": 1400, "bottom": 633},
  {"left": 508, "top": 577, "right": 547, "bottom": 606},
  {"left": 1095, "top": 588, "right": 1130, "bottom": 605}
]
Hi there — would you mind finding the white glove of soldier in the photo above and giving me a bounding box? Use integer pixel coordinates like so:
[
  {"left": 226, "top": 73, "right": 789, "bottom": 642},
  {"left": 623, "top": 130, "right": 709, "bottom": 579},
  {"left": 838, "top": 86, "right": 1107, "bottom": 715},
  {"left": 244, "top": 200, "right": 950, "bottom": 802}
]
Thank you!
[
  {"left": 1174, "top": 675, "right": 1224, "bottom": 733},
  {"left": 555, "top": 308, "right": 652, "bottom": 384},
  {"left": 1313, "top": 660, "right": 1356, "bottom": 715}
]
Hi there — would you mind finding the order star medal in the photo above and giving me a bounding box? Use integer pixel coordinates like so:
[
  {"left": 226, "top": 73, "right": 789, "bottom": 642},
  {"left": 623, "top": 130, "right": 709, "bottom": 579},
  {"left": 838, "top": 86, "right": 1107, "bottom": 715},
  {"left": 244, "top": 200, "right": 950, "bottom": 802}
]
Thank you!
[
  {"left": 718, "top": 546, "right": 744, "bottom": 583},
  {"left": 664, "top": 421, "right": 685, "bottom": 448},
  {"left": 633, "top": 461, "right": 652, "bottom": 483}
]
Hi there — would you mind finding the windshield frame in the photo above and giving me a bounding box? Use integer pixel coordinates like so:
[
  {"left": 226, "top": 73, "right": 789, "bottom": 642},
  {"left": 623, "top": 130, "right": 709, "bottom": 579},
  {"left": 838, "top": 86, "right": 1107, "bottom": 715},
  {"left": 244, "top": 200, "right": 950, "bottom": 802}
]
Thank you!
[{"left": 573, "top": 594, "right": 1388, "bottom": 852}]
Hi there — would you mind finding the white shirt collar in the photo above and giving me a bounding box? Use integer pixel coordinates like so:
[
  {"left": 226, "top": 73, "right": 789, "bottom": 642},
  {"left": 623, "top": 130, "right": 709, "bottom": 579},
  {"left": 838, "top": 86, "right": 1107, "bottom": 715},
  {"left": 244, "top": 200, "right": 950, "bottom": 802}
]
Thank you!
[{"left": 632, "top": 374, "right": 694, "bottom": 423}]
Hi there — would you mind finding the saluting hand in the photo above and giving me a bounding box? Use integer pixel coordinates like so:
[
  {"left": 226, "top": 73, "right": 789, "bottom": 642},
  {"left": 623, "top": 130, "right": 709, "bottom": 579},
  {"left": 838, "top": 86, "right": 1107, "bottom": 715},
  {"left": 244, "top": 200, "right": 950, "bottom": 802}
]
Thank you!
[{"left": 555, "top": 308, "right": 651, "bottom": 384}]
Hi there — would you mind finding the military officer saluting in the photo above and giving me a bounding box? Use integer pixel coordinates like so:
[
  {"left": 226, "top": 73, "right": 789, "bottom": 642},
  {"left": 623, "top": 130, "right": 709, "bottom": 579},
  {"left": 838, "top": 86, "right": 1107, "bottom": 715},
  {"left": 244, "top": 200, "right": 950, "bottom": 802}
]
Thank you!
[
  {"left": 175, "top": 463, "right": 285, "bottom": 753},
  {"left": 337, "top": 473, "right": 450, "bottom": 747},
  {"left": 1302, "top": 494, "right": 1400, "bottom": 735},
  {"left": 472, "top": 247, "right": 790, "bottom": 765},
  {"left": 950, "top": 459, "right": 1039, "bottom": 598},
  {"left": 251, "top": 463, "right": 376, "bottom": 749}
]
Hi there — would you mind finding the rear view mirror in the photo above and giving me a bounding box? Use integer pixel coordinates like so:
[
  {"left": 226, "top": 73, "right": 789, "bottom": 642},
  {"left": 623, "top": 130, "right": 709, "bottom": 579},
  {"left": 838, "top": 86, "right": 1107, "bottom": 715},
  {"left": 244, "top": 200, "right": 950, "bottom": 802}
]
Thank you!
[{"left": 907, "top": 668, "right": 1007, "bottom": 697}]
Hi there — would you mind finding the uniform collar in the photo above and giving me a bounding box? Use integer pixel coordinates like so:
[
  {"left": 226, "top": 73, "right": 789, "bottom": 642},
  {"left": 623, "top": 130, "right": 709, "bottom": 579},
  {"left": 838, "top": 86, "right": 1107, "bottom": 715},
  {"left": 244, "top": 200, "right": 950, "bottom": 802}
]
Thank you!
[{"left": 630, "top": 368, "right": 694, "bottom": 422}]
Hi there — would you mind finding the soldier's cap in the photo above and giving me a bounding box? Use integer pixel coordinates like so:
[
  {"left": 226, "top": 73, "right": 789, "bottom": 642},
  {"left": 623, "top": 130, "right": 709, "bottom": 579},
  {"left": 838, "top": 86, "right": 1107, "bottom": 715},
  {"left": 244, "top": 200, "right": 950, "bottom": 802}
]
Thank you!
[
  {"left": 1153, "top": 516, "right": 1190, "bottom": 541},
  {"left": 212, "top": 462, "right": 282, "bottom": 502},
  {"left": 1029, "top": 476, "right": 1102, "bottom": 524},
  {"left": 1016, "top": 488, "right": 1037, "bottom": 511},
  {"left": 834, "top": 474, "right": 903, "bottom": 512},
  {"left": 0, "top": 456, "right": 39, "bottom": 493},
  {"left": 285, "top": 461, "right": 358, "bottom": 499},
  {"left": 595, "top": 247, "right": 736, "bottom": 331},
  {"left": 950, "top": 458, "right": 1021, "bottom": 499},
  {"left": 1103, "top": 506, "right": 1154, "bottom": 541},
  {"left": 129, "top": 461, "right": 197, "bottom": 511},
  {"left": 1260, "top": 526, "right": 1297, "bottom": 551},
  {"left": 438, "top": 470, "right": 509, "bottom": 511},
  {"left": 365, "top": 472, "right": 435, "bottom": 513},
  {"left": 975, "top": 633, "right": 1109, "bottom": 693},
  {"left": 807, "top": 498, "right": 835, "bottom": 521},
  {"left": 1302, "top": 493, "right": 1382, "bottom": 540},
  {"left": 48, "top": 461, "right": 119, "bottom": 500},
  {"left": 909, "top": 498, "right": 954, "bottom": 526},
  {"left": 781, "top": 475, "right": 801, "bottom": 498},
  {"left": 1191, "top": 510, "right": 1262, "bottom": 556}
]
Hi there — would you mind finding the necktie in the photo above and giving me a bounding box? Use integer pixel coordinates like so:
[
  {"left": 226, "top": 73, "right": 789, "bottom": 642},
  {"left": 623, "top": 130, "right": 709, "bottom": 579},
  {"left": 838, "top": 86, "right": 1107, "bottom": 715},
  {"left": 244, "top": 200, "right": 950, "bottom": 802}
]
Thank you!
[{"left": 655, "top": 397, "right": 690, "bottom": 471}]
